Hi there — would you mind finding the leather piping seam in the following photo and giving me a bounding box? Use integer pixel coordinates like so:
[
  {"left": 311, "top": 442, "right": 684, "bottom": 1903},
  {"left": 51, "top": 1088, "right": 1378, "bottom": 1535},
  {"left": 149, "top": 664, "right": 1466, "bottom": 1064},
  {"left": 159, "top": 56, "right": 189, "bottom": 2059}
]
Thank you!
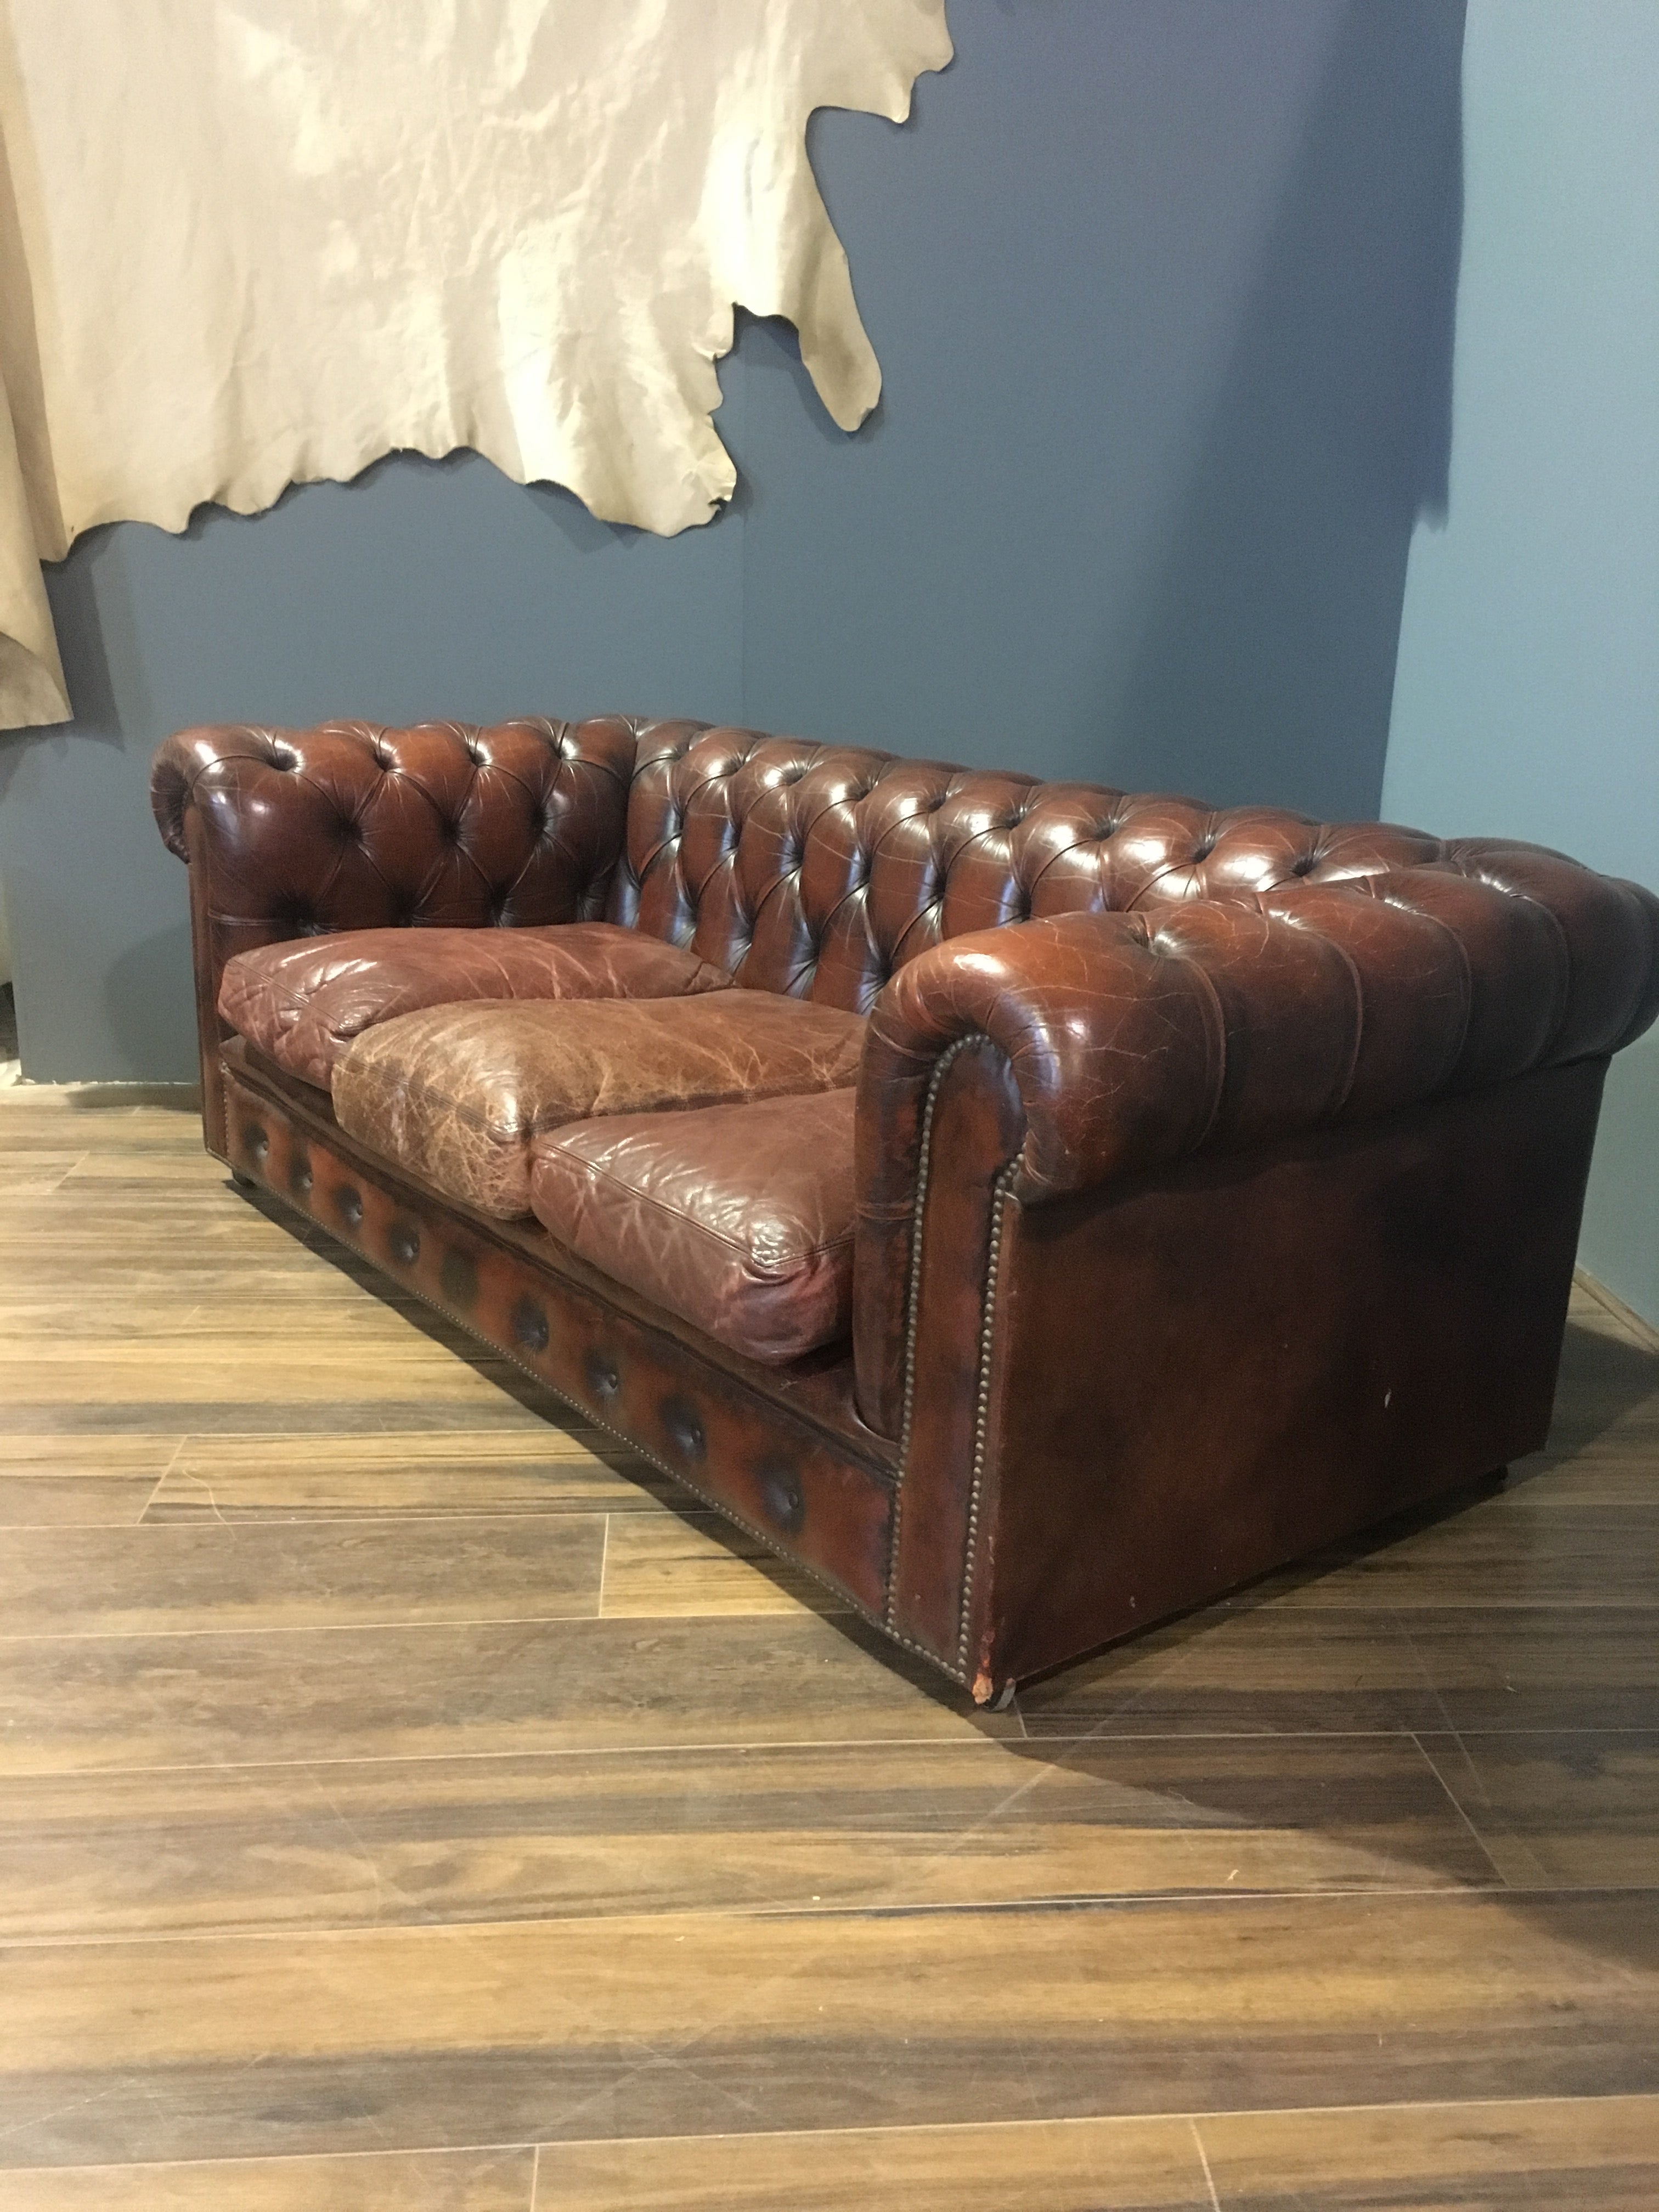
[
  {"left": 955, "top": 1159, "right": 1019, "bottom": 1676},
  {"left": 224, "top": 1091, "right": 881, "bottom": 1637}
]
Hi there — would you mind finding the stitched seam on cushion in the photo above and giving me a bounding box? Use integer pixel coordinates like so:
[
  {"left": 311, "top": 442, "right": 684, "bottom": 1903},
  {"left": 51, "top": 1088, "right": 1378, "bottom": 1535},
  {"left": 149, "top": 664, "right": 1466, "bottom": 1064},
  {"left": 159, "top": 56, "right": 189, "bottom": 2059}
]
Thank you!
[
  {"left": 225, "top": 977, "right": 312, "bottom": 1022},
  {"left": 341, "top": 1060, "right": 546, "bottom": 1143},
  {"left": 349, "top": 1054, "right": 862, "bottom": 1150},
  {"left": 538, "top": 1151, "right": 855, "bottom": 1269},
  {"left": 956, "top": 1162, "right": 1019, "bottom": 1676}
]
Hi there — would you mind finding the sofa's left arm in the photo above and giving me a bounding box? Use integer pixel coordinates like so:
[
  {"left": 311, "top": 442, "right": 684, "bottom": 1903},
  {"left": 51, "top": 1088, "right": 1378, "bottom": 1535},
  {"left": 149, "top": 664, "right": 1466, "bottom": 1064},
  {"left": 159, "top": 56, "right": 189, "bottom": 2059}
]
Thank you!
[{"left": 150, "top": 716, "right": 644, "bottom": 1150}]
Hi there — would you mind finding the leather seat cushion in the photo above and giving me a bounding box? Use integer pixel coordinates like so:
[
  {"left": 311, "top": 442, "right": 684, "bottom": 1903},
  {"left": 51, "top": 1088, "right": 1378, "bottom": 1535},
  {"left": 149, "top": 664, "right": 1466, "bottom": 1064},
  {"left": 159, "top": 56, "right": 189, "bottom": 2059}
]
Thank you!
[
  {"left": 332, "top": 991, "right": 866, "bottom": 1218},
  {"left": 219, "top": 922, "right": 730, "bottom": 1090},
  {"left": 530, "top": 1089, "right": 856, "bottom": 1365}
]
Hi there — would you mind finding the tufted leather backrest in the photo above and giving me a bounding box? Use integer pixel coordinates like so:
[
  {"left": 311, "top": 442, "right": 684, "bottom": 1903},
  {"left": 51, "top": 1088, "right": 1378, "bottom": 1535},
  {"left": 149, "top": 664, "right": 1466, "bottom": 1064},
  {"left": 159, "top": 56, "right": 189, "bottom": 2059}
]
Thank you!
[
  {"left": 153, "top": 716, "right": 1629, "bottom": 1039},
  {"left": 153, "top": 717, "right": 640, "bottom": 940},
  {"left": 607, "top": 722, "right": 1453, "bottom": 1012},
  {"left": 151, "top": 715, "right": 645, "bottom": 1148}
]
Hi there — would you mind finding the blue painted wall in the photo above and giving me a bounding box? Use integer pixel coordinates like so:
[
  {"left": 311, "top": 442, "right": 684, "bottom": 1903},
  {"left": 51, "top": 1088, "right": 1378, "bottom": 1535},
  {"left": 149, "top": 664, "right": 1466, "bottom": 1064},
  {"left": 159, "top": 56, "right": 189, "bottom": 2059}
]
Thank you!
[
  {"left": 1381, "top": 0, "right": 1659, "bottom": 1322},
  {"left": 0, "top": 0, "right": 1464, "bottom": 1081}
]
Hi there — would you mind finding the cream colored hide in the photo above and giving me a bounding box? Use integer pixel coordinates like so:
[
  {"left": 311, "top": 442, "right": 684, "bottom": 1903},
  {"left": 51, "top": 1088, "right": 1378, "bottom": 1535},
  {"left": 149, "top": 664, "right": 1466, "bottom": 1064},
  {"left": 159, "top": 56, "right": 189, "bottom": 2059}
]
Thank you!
[{"left": 0, "top": 0, "right": 951, "bottom": 727}]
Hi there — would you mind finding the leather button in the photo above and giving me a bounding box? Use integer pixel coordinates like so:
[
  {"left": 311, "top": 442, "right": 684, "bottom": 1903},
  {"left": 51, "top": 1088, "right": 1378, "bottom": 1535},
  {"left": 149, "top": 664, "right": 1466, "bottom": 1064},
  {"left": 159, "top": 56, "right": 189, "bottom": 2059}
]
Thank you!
[
  {"left": 289, "top": 1151, "right": 313, "bottom": 1197},
  {"left": 585, "top": 1349, "right": 622, "bottom": 1401},
  {"left": 335, "top": 1185, "right": 363, "bottom": 1228},
  {"left": 511, "top": 1295, "right": 549, "bottom": 1353},
  {"left": 245, "top": 1124, "right": 269, "bottom": 1163},
  {"left": 661, "top": 1395, "right": 706, "bottom": 1462},
  {"left": 388, "top": 1221, "right": 420, "bottom": 1266},
  {"left": 759, "top": 1468, "right": 805, "bottom": 1537}
]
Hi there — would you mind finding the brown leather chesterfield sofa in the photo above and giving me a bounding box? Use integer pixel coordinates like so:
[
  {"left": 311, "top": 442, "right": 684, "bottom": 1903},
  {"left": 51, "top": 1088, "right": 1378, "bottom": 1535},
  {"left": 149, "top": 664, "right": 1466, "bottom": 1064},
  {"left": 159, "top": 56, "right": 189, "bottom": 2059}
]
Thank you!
[{"left": 151, "top": 716, "right": 1659, "bottom": 1703}]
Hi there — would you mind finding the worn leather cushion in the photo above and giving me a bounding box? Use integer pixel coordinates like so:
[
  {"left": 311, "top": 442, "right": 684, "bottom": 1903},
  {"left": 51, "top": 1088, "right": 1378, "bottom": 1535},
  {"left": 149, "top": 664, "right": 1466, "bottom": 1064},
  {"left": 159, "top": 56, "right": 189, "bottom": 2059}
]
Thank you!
[
  {"left": 219, "top": 922, "right": 731, "bottom": 1090},
  {"left": 332, "top": 991, "right": 866, "bottom": 1218},
  {"left": 530, "top": 1088, "right": 856, "bottom": 1364}
]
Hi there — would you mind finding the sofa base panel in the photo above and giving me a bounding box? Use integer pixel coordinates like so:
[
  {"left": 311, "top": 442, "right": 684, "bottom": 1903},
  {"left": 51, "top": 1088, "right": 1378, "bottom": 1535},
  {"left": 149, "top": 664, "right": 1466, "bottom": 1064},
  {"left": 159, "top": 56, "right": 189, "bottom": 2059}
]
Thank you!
[
  {"left": 962, "top": 1057, "right": 1608, "bottom": 1694},
  {"left": 219, "top": 1064, "right": 897, "bottom": 1626}
]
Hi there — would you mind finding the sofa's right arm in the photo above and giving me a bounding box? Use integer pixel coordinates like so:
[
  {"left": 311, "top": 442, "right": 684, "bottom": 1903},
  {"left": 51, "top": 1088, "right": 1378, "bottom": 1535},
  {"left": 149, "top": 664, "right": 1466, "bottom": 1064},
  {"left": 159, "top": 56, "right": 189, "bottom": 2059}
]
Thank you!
[
  {"left": 854, "top": 857, "right": 1659, "bottom": 1438},
  {"left": 150, "top": 715, "right": 651, "bottom": 1149}
]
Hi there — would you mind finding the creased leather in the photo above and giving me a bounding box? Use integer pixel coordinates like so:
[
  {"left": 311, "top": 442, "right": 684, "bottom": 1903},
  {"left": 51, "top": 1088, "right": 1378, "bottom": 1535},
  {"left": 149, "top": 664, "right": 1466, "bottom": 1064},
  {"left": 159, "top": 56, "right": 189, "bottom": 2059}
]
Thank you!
[
  {"left": 334, "top": 992, "right": 865, "bottom": 1219},
  {"left": 530, "top": 1090, "right": 856, "bottom": 1365},
  {"left": 219, "top": 920, "right": 731, "bottom": 1090},
  {"left": 150, "top": 715, "right": 1659, "bottom": 1433},
  {"left": 853, "top": 864, "right": 1659, "bottom": 1434}
]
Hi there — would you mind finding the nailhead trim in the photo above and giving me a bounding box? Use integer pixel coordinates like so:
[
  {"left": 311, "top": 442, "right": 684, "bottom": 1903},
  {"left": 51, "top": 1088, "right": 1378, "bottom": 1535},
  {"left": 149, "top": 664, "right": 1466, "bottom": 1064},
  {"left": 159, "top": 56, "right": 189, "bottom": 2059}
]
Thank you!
[
  {"left": 884, "top": 1031, "right": 1021, "bottom": 1694},
  {"left": 956, "top": 1159, "right": 1019, "bottom": 1675},
  {"left": 886, "top": 1032, "right": 984, "bottom": 1628}
]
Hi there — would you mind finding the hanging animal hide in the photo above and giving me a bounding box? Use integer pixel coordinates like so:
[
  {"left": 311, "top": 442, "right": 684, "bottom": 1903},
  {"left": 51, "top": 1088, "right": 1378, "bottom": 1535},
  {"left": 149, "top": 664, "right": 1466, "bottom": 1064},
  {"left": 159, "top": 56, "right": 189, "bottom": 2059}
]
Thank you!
[{"left": 0, "top": 0, "right": 950, "bottom": 727}]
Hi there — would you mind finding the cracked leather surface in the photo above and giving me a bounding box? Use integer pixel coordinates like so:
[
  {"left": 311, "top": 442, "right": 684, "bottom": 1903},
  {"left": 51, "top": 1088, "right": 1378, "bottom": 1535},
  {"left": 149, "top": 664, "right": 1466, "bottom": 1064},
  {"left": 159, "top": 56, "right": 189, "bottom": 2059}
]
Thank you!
[
  {"left": 219, "top": 919, "right": 730, "bottom": 1090},
  {"left": 333, "top": 991, "right": 865, "bottom": 1219},
  {"left": 530, "top": 1088, "right": 856, "bottom": 1366},
  {"left": 153, "top": 716, "right": 1659, "bottom": 1415}
]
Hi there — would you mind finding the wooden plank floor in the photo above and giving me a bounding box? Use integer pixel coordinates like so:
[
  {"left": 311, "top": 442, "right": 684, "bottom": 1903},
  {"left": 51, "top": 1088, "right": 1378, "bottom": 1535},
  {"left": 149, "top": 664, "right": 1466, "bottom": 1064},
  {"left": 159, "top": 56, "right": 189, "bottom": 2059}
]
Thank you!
[{"left": 2, "top": 1086, "right": 1657, "bottom": 2209}]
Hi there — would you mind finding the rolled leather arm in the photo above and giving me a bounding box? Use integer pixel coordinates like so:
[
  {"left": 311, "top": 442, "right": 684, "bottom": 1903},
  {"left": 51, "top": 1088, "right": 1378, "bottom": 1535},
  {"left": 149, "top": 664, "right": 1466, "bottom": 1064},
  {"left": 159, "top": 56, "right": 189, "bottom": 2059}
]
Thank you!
[
  {"left": 857, "top": 847, "right": 1659, "bottom": 1216},
  {"left": 150, "top": 716, "right": 663, "bottom": 933}
]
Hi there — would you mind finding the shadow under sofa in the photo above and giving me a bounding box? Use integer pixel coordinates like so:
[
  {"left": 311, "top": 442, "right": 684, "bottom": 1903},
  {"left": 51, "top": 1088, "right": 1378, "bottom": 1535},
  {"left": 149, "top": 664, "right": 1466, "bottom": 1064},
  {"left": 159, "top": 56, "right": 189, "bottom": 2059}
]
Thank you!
[{"left": 150, "top": 714, "right": 1659, "bottom": 1703}]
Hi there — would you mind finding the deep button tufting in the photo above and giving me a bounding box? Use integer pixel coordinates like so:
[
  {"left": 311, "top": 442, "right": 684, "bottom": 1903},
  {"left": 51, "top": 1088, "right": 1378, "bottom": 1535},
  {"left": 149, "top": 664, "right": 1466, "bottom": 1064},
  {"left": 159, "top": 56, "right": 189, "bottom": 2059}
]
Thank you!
[
  {"left": 267, "top": 742, "right": 299, "bottom": 772},
  {"left": 388, "top": 1220, "right": 421, "bottom": 1266},
  {"left": 511, "top": 1294, "right": 549, "bottom": 1353},
  {"left": 245, "top": 1122, "right": 269, "bottom": 1162},
  {"left": 1192, "top": 837, "right": 1216, "bottom": 861},
  {"left": 335, "top": 1184, "right": 363, "bottom": 1228},
  {"left": 585, "top": 1348, "right": 622, "bottom": 1401},
  {"left": 1292, "top": 855, "right": 1317, "bottom": 877},
  {"left": 662, "top": 1394, "right": 707, "bottom": 1462},
  {"left": 289, "top": 1152, "right": 313, "bottom": 1198},
  {"left": 759, "top": 1466, "right": 806, "bottom": 1537}
]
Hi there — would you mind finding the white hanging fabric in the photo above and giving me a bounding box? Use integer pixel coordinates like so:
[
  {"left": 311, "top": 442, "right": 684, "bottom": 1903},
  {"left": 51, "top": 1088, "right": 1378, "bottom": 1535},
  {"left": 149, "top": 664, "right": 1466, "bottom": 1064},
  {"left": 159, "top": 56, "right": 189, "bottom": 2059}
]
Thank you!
[{"left": 0, "top": 0, "right": 950, "bottom": 727}]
